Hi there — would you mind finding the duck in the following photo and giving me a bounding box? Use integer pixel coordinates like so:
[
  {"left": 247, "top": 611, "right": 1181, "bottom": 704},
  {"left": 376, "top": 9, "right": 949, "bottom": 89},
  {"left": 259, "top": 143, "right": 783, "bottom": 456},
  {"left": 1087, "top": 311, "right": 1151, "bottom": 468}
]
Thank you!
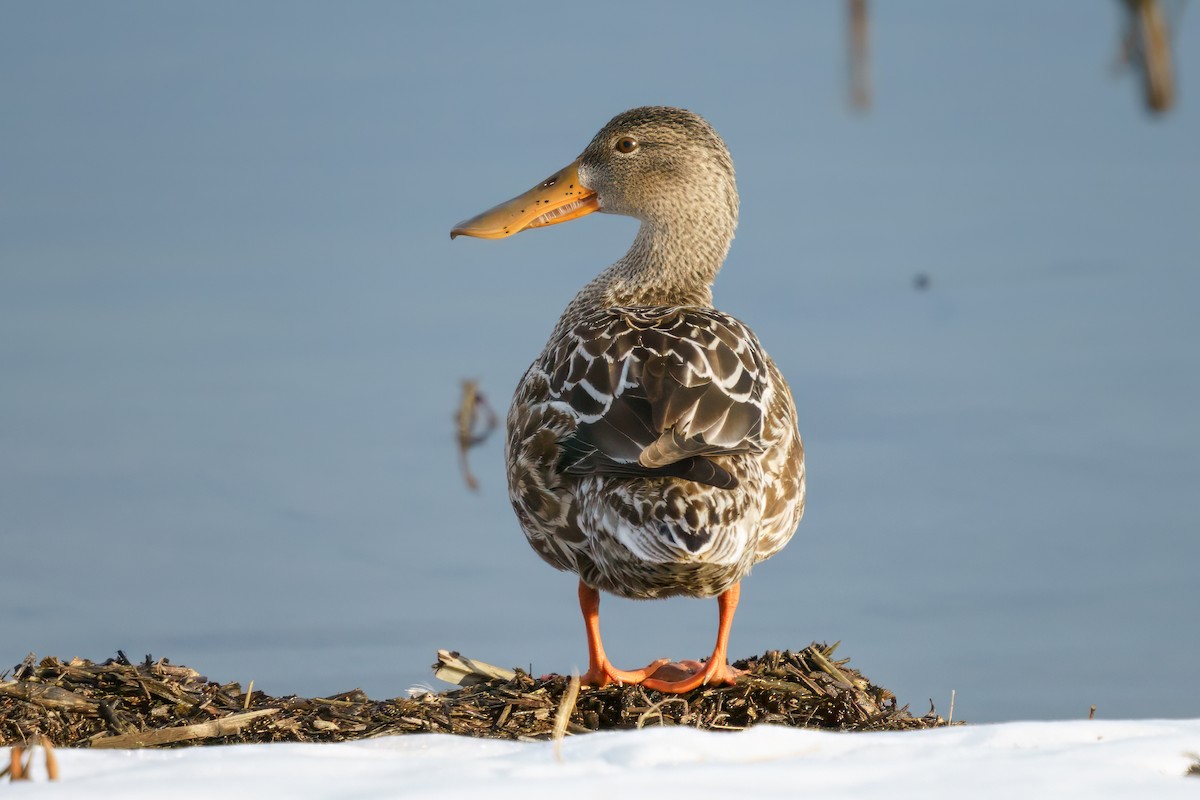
[{"left": 451, "top": 106, "right": 805, "bottom": 693}]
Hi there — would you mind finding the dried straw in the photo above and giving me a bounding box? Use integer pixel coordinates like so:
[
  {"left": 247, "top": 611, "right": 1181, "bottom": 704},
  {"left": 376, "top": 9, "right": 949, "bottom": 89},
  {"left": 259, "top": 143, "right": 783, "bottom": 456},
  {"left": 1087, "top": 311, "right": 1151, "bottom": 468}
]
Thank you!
[{"left": 1, "top": 643, "right": 949, "bottom": 749}]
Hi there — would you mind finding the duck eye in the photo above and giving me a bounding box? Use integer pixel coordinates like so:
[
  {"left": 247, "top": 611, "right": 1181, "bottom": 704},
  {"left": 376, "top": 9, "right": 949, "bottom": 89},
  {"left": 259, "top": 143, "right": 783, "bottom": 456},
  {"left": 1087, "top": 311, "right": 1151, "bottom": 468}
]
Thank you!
[{"left": 614, "top": 137, "right": 639, "bottom": 154}]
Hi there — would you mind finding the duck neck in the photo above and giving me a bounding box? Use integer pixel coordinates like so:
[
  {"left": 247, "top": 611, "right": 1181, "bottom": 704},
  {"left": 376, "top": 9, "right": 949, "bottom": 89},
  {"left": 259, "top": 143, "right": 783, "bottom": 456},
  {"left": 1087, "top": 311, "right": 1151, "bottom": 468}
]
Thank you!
[{"left": 566, "top": 209, "right": 736, "bottom": 322}]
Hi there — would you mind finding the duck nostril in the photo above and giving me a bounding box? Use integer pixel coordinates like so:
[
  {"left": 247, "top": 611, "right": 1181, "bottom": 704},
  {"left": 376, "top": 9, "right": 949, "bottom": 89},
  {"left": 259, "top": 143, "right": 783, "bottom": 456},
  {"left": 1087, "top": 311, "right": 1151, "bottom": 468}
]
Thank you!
[{"left": 542, "top": 177, "right": 558, "bottom": 188}]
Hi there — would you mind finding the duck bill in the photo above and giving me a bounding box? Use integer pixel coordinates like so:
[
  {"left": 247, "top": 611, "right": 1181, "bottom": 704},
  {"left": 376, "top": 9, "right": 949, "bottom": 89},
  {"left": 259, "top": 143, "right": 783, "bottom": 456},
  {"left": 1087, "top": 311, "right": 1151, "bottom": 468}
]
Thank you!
[{"left": 450, "top": 160, "right": 599, "bottom": 240}]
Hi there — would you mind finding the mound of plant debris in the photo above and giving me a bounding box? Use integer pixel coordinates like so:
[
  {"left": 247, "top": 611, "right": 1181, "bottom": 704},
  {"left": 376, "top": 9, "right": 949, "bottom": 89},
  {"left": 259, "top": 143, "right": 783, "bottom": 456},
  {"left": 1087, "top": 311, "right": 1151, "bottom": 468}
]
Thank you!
[{"left": 0, "top": 643, "right": 947, "bottom": 749}]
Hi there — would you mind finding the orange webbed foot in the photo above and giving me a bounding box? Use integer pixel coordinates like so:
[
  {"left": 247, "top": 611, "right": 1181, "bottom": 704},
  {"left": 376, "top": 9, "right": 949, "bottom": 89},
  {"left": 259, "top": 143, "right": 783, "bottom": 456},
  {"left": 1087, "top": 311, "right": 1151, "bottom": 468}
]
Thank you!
[
  {"left": 580, "top": 658, "right": 672, "bottom": 688},
  {"left": 640, "top": 658, "right": 745, "bottom": 694}
]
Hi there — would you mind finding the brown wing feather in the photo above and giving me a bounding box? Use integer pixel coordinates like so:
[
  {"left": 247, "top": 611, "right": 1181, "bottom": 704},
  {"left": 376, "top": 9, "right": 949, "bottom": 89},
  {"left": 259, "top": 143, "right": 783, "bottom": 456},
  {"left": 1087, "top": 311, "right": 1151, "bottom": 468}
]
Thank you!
[{"left": 545, "top": 306, "right": 768, "bottom": 489}]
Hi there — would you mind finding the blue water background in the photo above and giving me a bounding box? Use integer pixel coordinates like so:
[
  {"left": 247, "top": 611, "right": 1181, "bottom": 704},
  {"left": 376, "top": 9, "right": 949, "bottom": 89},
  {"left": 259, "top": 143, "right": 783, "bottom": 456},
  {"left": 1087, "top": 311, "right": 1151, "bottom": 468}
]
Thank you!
[{"left": 2, "top": 2, "right": 1198, "bottom": 721}]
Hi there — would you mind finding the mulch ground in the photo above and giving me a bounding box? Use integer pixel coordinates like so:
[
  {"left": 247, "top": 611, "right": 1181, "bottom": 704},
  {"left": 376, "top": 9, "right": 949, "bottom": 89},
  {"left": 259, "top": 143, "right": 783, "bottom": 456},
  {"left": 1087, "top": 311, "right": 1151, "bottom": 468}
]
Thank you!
[{"left": 1, "top": 643, "right": 948, "bottom": 749}]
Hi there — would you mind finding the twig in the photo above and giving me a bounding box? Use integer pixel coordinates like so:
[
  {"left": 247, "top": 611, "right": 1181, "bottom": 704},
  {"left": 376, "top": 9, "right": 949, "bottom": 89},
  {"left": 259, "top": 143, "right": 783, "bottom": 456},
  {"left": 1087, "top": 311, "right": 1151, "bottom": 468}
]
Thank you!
[
  {"left": 434, "top": 650, "right": 516, "bottom": 687},
  {"left": 948, "top": 689, "right": 955, "bottom": 725},
  {"left": 7, "top": 747, "right": 25, "bottom": 781},
  {"left": 90, "top": 708, "right": 280, "bottom": 749},
  {"left": 636, "top": 697, "right": 690, "bottom": 729},
  {"left": 808, "top": 647, "right": 852, "bottom": 688},
  {"left": 552, "top": 673, "right": 580, "bottom": 762},
  {"left": 455, "top": 379, "right": 498, "bottom": 491},
  {"left": 1121, "top": 0, "right": 1176, "bottom": 113},
  {"left": 244, "top": 679, "right": 254, "bottom": 711},
  {"left": 847, "top": 0, "right": 871, "bottom": 110},
  {"left": 40, "top": 737, "right": 58, "bottom": 782},
  {"left": 0, "top": 681, "right": 99, "bottom": 713},
  {"left": 13, "top": 653, "right": 36, "bottom": 681},
  {"left": 1089, "top": 704, "right": 1097, "bottom": 720},
  {"left": 97, "top": 699, "right": 131, "bottom": 734}
]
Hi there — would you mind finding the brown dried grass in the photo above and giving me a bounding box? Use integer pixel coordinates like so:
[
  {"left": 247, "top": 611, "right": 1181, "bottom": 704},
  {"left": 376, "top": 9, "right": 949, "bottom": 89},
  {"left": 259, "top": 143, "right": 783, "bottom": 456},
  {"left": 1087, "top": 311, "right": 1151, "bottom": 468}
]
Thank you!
[{"left": 1, "top": 643, "right": 947, "bottom": 749}]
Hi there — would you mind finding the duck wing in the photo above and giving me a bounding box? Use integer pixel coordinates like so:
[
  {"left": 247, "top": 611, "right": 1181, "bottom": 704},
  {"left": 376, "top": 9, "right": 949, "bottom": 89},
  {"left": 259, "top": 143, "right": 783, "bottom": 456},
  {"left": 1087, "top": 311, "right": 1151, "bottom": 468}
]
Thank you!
[{"left": 544, "top": 306, "right": 768, "bottom": 489}]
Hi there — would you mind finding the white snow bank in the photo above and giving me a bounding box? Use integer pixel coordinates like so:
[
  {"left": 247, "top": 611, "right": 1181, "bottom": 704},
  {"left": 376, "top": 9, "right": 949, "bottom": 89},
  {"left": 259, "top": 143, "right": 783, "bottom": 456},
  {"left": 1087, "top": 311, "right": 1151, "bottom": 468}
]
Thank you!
[{"left": 9, "top": 719, "right": 1199, "bottom": 799}]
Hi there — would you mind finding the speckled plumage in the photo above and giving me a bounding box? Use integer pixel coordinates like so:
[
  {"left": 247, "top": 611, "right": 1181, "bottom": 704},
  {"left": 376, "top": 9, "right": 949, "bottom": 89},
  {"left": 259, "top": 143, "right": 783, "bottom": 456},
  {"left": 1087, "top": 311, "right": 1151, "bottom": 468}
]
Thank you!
[{"left": 503, "top": 107, "right": 805, "bottom": 602}]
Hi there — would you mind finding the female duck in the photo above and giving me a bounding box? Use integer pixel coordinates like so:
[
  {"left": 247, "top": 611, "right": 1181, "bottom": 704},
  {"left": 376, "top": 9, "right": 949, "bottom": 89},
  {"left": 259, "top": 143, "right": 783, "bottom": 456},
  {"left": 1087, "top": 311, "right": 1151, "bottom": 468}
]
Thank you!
[{"left": 452, "top": 106, "right": 805, "bottom": 693}]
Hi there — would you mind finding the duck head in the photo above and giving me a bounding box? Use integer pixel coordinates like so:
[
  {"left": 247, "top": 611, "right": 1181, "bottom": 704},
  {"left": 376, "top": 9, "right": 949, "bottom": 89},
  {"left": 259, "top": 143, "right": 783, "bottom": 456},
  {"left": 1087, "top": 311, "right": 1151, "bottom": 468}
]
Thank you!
[{"left": 450, "top": 106, "right": 738, "bottom": 240}]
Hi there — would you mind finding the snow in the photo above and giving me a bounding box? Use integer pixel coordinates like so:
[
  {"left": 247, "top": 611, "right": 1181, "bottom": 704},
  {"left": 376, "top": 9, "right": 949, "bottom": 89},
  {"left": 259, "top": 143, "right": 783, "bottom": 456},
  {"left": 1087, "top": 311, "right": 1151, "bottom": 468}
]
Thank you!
[{"left": 10, "top": 720, "right": 1199, "bottom": 798}]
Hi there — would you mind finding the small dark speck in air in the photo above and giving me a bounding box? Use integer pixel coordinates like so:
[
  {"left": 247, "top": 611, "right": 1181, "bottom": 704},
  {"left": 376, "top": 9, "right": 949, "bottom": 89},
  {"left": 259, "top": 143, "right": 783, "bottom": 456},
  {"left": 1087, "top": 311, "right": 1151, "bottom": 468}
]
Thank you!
[{"left": 913, "top": 273, "right": 931, "bottom": 291}]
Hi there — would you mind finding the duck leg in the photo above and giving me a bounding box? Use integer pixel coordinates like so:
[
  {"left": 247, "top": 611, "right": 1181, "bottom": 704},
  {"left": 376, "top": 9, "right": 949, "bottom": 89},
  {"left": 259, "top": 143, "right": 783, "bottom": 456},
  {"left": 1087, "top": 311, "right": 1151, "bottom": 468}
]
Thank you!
[
  {"left": 578, "top": 581, "right": 670, "bottom": 687},
  {"left": 640, "top": 583, "right": 744, "bottom": 693}
]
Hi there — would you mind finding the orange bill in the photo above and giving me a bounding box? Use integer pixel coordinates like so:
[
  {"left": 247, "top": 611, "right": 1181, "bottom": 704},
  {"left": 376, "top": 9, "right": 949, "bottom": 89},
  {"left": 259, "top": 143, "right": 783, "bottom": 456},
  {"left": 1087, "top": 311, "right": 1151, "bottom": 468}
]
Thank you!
[{"left": 450, "top": 160, "right": 599, "bottom": 240}]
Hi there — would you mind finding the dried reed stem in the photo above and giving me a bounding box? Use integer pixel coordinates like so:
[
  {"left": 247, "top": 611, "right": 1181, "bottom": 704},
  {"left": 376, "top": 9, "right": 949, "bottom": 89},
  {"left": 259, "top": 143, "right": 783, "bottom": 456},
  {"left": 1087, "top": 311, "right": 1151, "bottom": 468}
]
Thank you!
[
  {"left": 40, "top": 737, "right": 58, "bottom": 781},
  {"left": 552, "top": 673, "right": 581, "bottom": 762},
  {"left": 847, "top": 0, "right": 871, "bottom": 110}
]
